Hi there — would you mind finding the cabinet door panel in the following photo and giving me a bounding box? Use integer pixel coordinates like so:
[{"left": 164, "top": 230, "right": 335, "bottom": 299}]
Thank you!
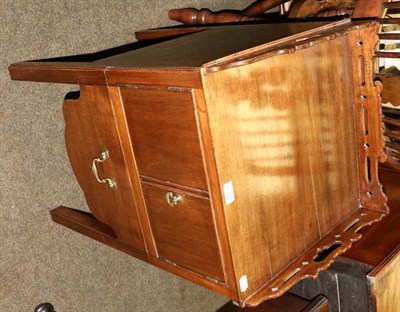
[
  {"left": 120, "top": 87, "right": 208, "bottom": 191},
  {"left": 63, "top": 86, "right": 146, "bottom": 251},
  {"left": 141, "top": 182, "right": 225, "bottom": 282}
]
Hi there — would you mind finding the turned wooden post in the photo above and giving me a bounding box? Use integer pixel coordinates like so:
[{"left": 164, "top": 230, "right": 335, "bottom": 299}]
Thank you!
[
  {"left": 168, "top": 8, "right": 261, "bottom": 24},
  {"left": 168, "top": 0, "right": 291, "bottom": 25}
]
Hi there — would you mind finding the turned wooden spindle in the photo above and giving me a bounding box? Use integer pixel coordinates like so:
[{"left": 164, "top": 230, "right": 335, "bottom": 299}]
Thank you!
[
  {"left": 168, "top": 8, "right": 260, "bottom": 25},
  {"left": 168, "top": 0, "right": 291, "bottom": 25}
]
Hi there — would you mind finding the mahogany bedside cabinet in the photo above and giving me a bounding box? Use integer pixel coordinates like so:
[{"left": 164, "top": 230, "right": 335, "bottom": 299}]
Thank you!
[{"left": 9, "top": 19, "right": 389, "bottom": 307}]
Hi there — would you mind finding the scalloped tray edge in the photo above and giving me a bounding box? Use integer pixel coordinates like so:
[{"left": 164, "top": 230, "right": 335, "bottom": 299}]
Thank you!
[{"left": 243, "top": 208, "right": 387, "bottom": 307}]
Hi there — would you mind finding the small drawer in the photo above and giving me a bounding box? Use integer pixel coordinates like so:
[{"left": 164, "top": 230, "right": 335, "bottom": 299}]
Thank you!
[
  {"left": 141, "top": 182, "right": 225, "bottom": 282},
  {"left": 120, "top": 87, "right": 208, "bottom": 191}
]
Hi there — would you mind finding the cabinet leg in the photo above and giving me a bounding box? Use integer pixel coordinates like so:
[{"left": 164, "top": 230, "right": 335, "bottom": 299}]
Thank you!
[{"left": 50, "top": 206, "right": 148, "bottom": 262}]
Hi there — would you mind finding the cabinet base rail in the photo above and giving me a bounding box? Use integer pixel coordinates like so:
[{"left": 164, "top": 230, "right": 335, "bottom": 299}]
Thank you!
[{"left": 50, "top": 206, "right": 148, "bottom": 262}]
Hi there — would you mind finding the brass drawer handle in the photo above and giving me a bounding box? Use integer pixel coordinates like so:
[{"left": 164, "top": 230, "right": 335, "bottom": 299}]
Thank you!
[
  {"left": 165, "top": 192, "right": 182, "bottom": 206},
  {"left": 91, "top": 149, "right": 117, "bottom": 190}
]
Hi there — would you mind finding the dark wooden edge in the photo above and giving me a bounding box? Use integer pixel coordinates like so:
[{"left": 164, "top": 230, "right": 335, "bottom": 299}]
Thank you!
[
  {"left": 105, "top": 68, "right": 203, "bottom": 89},
  {"left": 366, "top": 243, "right": 400, "bottom": 311},
  {"left": 383, "top": 2, "right": 400, "bottom": 9},
  {"left": 202, "top": 19, "right": 377, "bottom": 73},
  {"left": 135, "top": 26, "right": 209, "bottom": 41},
  {"left": 216, "top": 294, "right": 327, "bottom": 311},
  {"left": 8, "top": 63, "right": 107, "bottom": 85},
  {"left": 374, "top": 51, "right": 400, "bottom": 59},
  {"left": 50, "top": 206, "right": 149, "bottom": 262},
  {"left": 9, "top": 62, "right": 202, "bottom": 88},
  {"left": 302, "top": 295, "right": 329, "bottom": 312},
  {"left": 380, "top": 155, "right": 400, "bottom": 172},
  {"left": 217, "top": 293, "right": 311, "bottom": 311},
  {"left": 378, "top": 17, "right": 400, "bottom": 24},
  {"left": 367, "top": 243, "right": 400, "bottom": 278}
]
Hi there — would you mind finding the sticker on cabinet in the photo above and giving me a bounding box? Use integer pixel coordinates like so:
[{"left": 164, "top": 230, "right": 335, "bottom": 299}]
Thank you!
[{"left": 223, "top": 181, "right": 235, "bottom": 205}]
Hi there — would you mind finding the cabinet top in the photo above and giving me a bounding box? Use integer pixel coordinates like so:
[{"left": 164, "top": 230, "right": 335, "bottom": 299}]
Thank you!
[
  {"left": 9, "top": 19, "right": 374, "bottom": 86},
  {"left": 96, "top": 19, "right": 347, "bottom": 70}
]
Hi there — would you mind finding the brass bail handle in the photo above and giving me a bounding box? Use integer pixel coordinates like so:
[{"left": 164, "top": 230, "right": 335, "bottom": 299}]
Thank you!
[
  {"left": 91, "top": 148, "right": 117, "bottom": 190},
  {"left": 165, "top": 192, "right": 182, "bottom": 206}
]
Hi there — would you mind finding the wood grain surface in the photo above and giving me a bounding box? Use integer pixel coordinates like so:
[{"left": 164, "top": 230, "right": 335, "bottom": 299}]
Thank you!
[
  {"left": 50, "top": 206, "right": 148, "bottom": 262},
  {"left": 368, "top": 245, "right": 400, "bottom": 312},
  {"left": 141, "top": 181, "right": 225, "bottom": 282},
  {"left": 63, "top": 86, "right": 146, "bottom": 250},
  {"left": 202, "top": 35, "right": 358, "bottom": 300},
  {"left": 120, "top": 86, "right": 208, "bottom": 191},
  {"left": 8, "top": 19, "right": 394, "bottom": 308},
  {"left": 344, "top": 168, "right": 400, "bottom": 266},
  {"left": 201, "top": 24, "right": 388, "bottom": 305}
]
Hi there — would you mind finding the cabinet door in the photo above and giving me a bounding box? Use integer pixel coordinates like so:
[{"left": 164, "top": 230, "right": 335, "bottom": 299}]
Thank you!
[
  {"left": 120, "top": 86, "right": 224, "bottom": 281},
  {"left": 141, "top": 182, "right": 225, "bottom": 282},
  {"left": 63, "top": 85, "right": 146, "bottom": 252},
  {"left": 120, "top": 87, "right": 208, "bottom": 191}
]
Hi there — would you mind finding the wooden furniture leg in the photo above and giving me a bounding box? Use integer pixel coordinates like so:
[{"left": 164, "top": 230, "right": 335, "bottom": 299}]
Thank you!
[
  {"left": 34, "top": 303, "right": 55, "bottom": 312},
  {"left": 168, "top": 0, "right": 291, "bottom": 24}
]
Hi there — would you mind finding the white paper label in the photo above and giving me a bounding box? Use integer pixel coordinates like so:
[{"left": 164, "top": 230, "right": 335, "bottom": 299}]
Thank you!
[
  {"left": 223, "top": 181, "right": 235, "bottom": 205},
  {"left": 239, "top": 275, "right": 248, "bottom": 292}
]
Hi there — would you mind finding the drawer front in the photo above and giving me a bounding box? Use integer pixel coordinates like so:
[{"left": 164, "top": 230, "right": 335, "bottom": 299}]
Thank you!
[
  {"left": 141, "top": 182, "right": 225, "bottom": 282},
  {"left": 120, "top": 87, "right": 208, "bottom": 191}
]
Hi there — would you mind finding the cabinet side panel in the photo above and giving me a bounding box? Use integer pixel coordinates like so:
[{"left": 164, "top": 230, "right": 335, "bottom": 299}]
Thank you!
[
  {"left": 201, "top": 37, "right": 360, "bottom": 299},
  {"left": 202, "top": 51, "right": 317, "bottom": 298},
  {"left": 63, "top": 85, "right": 146, "bottom": 250},
  {"left": 303, "top": 36, "right": 360, "bottom": 234}
]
